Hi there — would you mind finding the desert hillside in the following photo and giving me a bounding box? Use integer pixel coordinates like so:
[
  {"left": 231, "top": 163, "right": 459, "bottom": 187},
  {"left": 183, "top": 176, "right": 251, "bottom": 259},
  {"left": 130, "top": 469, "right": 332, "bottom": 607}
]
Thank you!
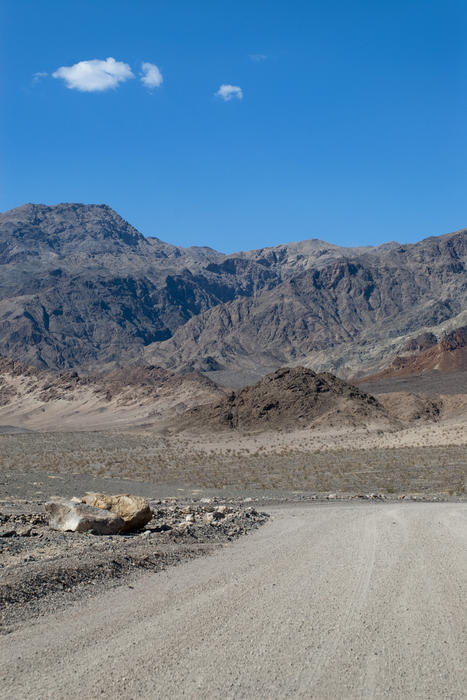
[
  {"left": 2, "top": 357, "right": 465, "bottom": 436},
  {"left": 0, "top": 357, "right": 222, "bottom": 431},
  {"left": 360, "top": 326, "right": 467, "bottom": 380}
]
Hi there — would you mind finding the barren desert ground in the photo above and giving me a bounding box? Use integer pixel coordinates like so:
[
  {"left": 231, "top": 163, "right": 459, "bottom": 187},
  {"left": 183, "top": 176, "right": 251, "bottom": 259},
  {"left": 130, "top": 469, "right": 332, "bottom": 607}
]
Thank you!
[
  {"left": 1, "top": 417, "right": 466, "bottom": 494},
  {"left": 1, "top": 374, "right": 466, "bottom": 700}
]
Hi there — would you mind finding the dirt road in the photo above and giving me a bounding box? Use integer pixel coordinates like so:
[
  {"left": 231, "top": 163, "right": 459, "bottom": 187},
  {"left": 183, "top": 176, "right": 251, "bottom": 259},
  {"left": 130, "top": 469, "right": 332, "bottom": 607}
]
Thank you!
[{"left": 2, "top": 503, "right": 466, "bottom": 699}]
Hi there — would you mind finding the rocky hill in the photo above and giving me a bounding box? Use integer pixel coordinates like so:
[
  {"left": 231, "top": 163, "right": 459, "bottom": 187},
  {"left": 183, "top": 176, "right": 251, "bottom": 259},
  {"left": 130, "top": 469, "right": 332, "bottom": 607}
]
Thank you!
[
  {"left": 1, "top": 203, "right": 466, "bottom": 379},
  {"left": 180, "top": 367, "right": 391, "bottom": 432}
]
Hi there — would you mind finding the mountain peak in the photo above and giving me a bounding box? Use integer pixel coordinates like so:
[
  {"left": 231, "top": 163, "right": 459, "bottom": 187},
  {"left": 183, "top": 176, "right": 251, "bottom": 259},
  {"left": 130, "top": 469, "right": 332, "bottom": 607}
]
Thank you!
[{"left": 0, "top": 202, "right": 147, "bottom": 255}]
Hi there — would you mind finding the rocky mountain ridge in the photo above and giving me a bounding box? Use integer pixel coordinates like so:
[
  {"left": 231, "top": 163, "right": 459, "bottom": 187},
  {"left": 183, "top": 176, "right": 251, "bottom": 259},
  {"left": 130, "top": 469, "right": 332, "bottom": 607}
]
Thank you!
[
  {"left": 1, "top": 203, "right": 466, "bottom": 380},
  {"left": 144, "top": 229, "right": 467, "bottom": 380}
]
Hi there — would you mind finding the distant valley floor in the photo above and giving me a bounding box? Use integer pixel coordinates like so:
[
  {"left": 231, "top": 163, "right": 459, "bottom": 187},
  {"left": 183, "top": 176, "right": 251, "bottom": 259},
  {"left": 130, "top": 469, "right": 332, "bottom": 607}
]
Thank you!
[{"left": 1, "top": 421, "right": 465, "bottom": 495}]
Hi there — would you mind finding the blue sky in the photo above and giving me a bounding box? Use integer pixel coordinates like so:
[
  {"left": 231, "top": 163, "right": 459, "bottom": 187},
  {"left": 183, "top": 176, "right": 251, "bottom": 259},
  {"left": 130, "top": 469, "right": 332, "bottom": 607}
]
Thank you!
[{"left": 1, "top": 0, "right": 466, "bottom": 252}]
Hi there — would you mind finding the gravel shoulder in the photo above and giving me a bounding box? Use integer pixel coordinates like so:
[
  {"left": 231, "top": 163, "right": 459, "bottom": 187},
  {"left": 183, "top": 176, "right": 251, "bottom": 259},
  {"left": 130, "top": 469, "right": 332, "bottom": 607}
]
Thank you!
[
  {"left": 0, "top": 491, "right": 269, "bottom": 632},
  {"left": 1, "top": 502, "right": 466, "bottom": 699}
]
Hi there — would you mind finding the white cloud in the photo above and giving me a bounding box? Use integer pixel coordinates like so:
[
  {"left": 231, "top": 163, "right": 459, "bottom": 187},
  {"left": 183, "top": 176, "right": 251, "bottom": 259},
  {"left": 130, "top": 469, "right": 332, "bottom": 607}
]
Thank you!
[
  {"left": 250, "top": 54, "right": 267, "bottom": 62},
  {"left": 140, "top": 62, "right": 163, "bottom": 89},
  {"left": 52, "top": 57, "right": 134, "bottom": 92},
  {"left": 33, "top": 71, "right": 48, "bottom": 83},
  {"left": 215, "top": 84, "right": 243, "bottom": 101}
]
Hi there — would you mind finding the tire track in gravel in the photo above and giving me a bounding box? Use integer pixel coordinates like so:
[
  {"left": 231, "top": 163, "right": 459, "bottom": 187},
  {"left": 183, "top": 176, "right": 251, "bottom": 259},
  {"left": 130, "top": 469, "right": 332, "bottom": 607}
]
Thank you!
[{"left": 297, "top": 510, "right": 378, "bottom": 695}]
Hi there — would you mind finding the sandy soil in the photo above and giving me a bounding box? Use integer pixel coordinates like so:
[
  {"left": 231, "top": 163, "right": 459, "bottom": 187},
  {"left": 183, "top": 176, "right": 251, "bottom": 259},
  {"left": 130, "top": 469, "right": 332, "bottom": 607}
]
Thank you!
[
  {"left": 1, "top": 502, "right": 466, "bottom": 699},
  {"left": 181, "top": 418, "right": 467, "bottom": 453}
]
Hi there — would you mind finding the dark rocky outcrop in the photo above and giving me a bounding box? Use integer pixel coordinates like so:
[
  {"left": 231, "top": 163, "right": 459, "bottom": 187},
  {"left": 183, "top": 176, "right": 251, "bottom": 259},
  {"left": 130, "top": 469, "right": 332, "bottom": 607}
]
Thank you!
[{"left": 181, "top": 367, "right": 388, "bottom": 432}]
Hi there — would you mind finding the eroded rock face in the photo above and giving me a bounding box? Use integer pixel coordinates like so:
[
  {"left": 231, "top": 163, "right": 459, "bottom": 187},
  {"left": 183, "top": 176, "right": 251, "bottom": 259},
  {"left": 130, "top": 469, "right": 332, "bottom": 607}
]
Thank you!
[
  {"left": 81, "top": 493, "right": 152, "bottom": 533},
  {"left": 45, "top": 500, "right": 125, "bottom": 535},
  {"left": 1, "top": 203, "right": 465, "bottom": 379}
]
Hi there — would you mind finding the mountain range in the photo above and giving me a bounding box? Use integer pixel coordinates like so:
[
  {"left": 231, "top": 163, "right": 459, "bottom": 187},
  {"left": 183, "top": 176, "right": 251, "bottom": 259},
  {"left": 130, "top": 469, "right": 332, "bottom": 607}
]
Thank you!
[{"left": 1, "top": 202, "right": 466, "bottom": 382}]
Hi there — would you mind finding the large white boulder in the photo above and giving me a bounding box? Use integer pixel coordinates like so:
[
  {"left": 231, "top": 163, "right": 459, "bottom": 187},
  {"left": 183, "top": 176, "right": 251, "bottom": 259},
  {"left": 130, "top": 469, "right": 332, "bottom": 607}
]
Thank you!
[
  {"left": 45, "top": 500, "right": 125, "bottom": 535},
  {"left": 81, "top": 493, "right": 152, "bottom": 533}
]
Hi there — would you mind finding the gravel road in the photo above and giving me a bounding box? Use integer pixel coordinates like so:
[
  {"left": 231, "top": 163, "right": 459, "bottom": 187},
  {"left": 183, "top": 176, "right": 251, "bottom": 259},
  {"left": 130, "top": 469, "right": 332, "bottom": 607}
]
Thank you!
[{"left": 1, "top": 502, "right": 466, "bottom": 699}]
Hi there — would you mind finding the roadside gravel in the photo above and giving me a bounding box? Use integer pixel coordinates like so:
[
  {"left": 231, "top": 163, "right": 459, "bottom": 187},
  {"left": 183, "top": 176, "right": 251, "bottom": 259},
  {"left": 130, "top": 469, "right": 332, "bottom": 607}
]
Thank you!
[{"left": 0, "top": 497, "right": 269, "bottom": 630}]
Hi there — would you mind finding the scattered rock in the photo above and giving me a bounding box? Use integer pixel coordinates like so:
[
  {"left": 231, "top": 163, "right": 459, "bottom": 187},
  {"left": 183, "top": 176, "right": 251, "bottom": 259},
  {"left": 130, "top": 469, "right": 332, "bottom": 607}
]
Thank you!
[{"left": 1, "top": 494, "right": 271, "bottom": 618}]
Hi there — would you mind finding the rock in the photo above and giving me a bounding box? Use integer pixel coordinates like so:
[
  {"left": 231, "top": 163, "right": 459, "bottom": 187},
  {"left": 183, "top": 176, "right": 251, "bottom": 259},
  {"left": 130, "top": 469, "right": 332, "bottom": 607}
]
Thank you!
[
  {"left": 327, "top": 493, "right": 337, "bottom": 500},
  {"left": 0, "top": 528, "right": 16, "bottom": 537},
  {"left": 185, "top": 514, "right": 194, "bottom": 523},
  {"left": 17, "top": 526, "right": 32, "bottom": 537},
  {"left": 45, "top": 500, "right": 125, "bottom": 535},
  {"left": 81, "top": 493, "right": 152, "bottom": 533},
  {"left": 216, "top": 505, "right": 227, "bottom": 514},
  {"left": 177, "top": 521, "right": 191, "bottom": 530}
]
